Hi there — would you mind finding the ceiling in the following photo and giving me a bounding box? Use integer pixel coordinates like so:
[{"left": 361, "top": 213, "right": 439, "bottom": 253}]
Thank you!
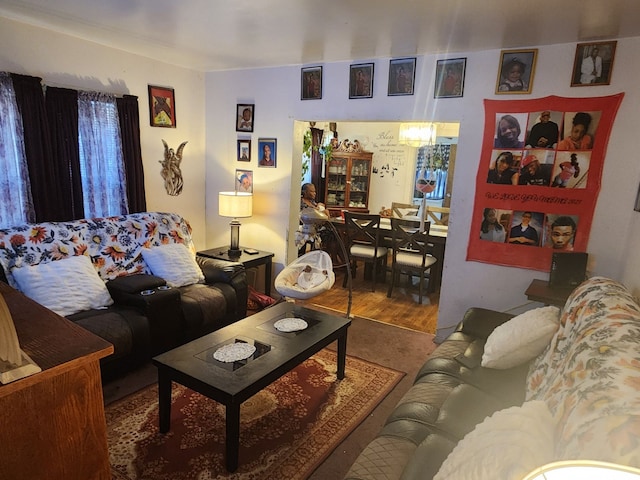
[{"left": 2, "top": 0, "right": 640, "bottom": 72}]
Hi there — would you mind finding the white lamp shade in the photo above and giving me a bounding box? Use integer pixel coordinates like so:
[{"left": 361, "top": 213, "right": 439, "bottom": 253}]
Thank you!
[{"left": 219, "top": 192, "right": 252, "bottom": 218}]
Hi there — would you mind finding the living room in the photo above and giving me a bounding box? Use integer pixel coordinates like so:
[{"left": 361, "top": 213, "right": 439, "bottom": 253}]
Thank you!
[{"left": 2, "top": 3, "right": 640, "bottom": 478}]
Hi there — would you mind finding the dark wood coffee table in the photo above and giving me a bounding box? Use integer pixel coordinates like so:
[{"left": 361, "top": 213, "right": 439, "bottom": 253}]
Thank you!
[{"left": 151, "top": 302, "right": 351, "bottom": 472}]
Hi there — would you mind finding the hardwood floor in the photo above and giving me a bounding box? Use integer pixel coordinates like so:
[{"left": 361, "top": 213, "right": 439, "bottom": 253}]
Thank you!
[{"left": 297, "top": 269, "right": 439, "bottom": 334}]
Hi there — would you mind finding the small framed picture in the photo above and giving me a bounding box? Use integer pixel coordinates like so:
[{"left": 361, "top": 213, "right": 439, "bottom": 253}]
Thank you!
[
  {"left": 258, "top": 138, "right": 277, "bottom": 168},
  {"left": 495, "top": 49, "right": 538, "bottom": 94},
  {"left": 571, "top": 41, "right": 617, "bottom": 87},
  {"left": 388, "top": 58, "right": 416, "bottom": 96},
  {"left": 349, "top": 63, "right": 374, "bottom": 99},
  {"left": 148, "top": 85, "right": 176, "bottom": 127},
  {"left": 301, "top": 66, "right": 322, "bottom": 100},
  {"left": 235, "top": 169, "right": 253, "bottom": 193},
  {"left": 434, "top": 58, "right": 466, "bottom": 98},
  {"left": 236, "top": 104, "right": 254, "bottom": 132},
  {"left": 237, "top": 139, "right": 251, "bottom": 161}
]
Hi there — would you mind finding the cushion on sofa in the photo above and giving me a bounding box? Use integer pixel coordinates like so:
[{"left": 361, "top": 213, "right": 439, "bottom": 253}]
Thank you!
[
  {"left": 142, "top": 243, "right": 205, "bottom": 287},
  {"left": 433, "top": 400, "right": 555, "bottom": 480},
  {"left": 481, "top": 306, "right": 560, "bottom": 369},
  {"left": 11, "top": 254, "right": 114, "bottom": 317}
]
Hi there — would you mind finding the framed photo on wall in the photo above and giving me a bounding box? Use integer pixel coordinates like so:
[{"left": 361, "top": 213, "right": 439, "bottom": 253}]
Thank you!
[
  {"left": 258, "top": 138, "right": 277, "bottom": 167},
  {"left": 571, "top": 41, "right": 617, "bottom": 87},
  {"left": 388, "top": 57, "right": 416, "bottom": 96},
  {"left": 349, "top": 63, "right": 374, "bottom": 99},
  {"left": 301, "top": 66, "right": 322, "bottom": 100},
  {"left": 434, "top": 58, "right": 466, "bottom": 98},
  {"left": 495, "top": 49, "right": 537, "bottom": 94},
  {"left": 236, "top": 104, "right": 254, "bottom": 132},
  {"left": 148, "top": 85, "right": 176, "bottom": 127},
  {"left": 235, "top": 169, "right": 253, "bottom": 193},
  {"left": 237, "top": 139, "right": 251, "bottom": 161}
]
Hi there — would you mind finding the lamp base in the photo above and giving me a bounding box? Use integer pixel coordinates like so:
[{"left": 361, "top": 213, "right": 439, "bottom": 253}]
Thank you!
[{"left": 227, "top": 247, "right": 242, "bottom": 257}]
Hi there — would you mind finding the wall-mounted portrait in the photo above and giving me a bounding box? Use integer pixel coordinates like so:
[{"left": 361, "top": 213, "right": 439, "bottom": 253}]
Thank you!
[
  {"left": 148, "top": 85, "right": 176, "bottom": 127},
  {"left": 388, "top": 58, "right": 416, "bottom": 96},
  {"left": 349, "top": 63, "right": 374, "bottom": 99},
  {"left": 235, "top": 169, "right": 253, "bottom": 193},
  {"left": 258, "top": 138, "right": 277, "bottom": 167},
  {"left": 301, "top": 66, "right": 322, "bottom": 100},
  {"left": 236, "top": 104, "right": 254, "bottom": 132},
  {"left": 237, "top": 139, "right": 251, "bottom": 161},
  {"left": 434, "top": 58, "right": 466, "bottom": 98},
  {"left": 571, "top": 41, "right": 617, "bottom": 87},
  {"left": 495, "top": 49, "right": 537, "bottom": 94}
]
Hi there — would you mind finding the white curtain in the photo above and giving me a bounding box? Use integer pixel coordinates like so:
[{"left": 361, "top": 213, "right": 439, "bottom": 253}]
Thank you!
[
  {"left": 0, "top": 72, "right": 34, "bottom": 227},
  {"left": 77, "top": 91, "right": 129, "bottom": 217}
]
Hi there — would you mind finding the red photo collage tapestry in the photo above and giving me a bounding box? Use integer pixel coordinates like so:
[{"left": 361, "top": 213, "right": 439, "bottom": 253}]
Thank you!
[{"left": 467, "top": 93, "right": 624, "bottom": 271}]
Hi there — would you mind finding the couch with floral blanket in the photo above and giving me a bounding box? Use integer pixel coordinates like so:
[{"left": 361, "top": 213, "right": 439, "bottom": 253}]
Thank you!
[
  {"left": 345, "top": 276, "right": 640, "bottom": 479},
  {"left": 0, "top": 212, "right": 247, "bottom": 379}
]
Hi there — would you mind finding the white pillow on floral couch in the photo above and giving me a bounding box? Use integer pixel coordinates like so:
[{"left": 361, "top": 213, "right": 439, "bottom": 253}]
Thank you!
[{"left": 142, "top": 243, "right": 204, "bottom": 287}]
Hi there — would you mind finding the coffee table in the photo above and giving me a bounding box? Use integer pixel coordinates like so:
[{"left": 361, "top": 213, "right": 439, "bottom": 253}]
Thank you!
[{"left": 151, "top": 302, "right": 351, "bottom": 472}]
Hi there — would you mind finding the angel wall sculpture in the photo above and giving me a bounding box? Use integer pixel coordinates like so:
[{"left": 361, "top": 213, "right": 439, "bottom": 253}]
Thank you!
[{"left": 160, "top": 139, "right": 187, "bottom": 196}]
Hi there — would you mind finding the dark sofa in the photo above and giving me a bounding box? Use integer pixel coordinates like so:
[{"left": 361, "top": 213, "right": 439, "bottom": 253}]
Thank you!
[{"left": 0, "top": 212, "right": 248, "bottom": 380}]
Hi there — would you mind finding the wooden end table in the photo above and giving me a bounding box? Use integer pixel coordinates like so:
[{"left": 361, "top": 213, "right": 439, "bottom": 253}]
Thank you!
[
  {"left": 198, "top": 247, "right": 274, "bottom": 297},
  {"left": 525, "top": 279, "right": 573, "bottom": 307}
]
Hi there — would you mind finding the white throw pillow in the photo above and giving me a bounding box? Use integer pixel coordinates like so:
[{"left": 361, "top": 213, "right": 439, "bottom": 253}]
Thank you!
[
  {"left": 11, "top": 254, "right": 113, "bottom": 317},
  {"left": 433, "top": 400, "right": 555, "bottom": 480},
  {"left": 141, "top": 243, "right": 204, "bottom": 287},
  {"left": 482, "top": 306, "right": 560, "bottom": 369}
]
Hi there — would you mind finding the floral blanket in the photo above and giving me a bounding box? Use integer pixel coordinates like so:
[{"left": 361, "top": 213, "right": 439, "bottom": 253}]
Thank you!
[
  {"left": 0, "top": 212, "right": 195, "bottom": 288},
  {"left": 526, "top": 276, "right": 640, "bottom": 466}
]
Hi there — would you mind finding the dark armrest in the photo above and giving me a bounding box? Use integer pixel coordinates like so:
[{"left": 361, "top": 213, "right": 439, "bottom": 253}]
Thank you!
[
  {"left": 457, "top": 307, "right": 515, "bottom": 340},
  {"left": 196, "top": 256, "right": 248, "bottom": 320},
  {"left": 107, "top": 273, "right": 166, "bottom": 296}
]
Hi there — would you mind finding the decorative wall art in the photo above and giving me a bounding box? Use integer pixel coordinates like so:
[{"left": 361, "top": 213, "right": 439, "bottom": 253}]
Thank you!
[
  {"left": 258, "top": 138, "right": 277, "bottom": 167},
  {"left": 571, "top": 41, "right": 617, "bottom": 87},
  {"left": 237, "top": 139, "right": 251, "bottom": 161},
  {"left": 495, "top": 49, "right": 538, "bottom": 95},
  {"left": 467, "top": 94, "right": 624, "bottom": 271},
  {"left": 148, "top": 85, "right": 176, "bottom": 127},
  {"left": 301, "top": 66, "right": 322, "bottom": 100},
  {"left": 350, "top": 63, "right": 374, "bottom": 99},
  {"left": 236, "top": 104, "right": 254, "bottom": 132},
  {"left": 160, "top": 139, "right": 188, "bottom": 196},
  {"left": 434, "top": 58, "right": 466, "bottom": 98},
  {"left": 235, "top": 169, "right": 253, "bottom": 193},
  {"left": 388, "top": 58, "right": 416, "bottom": 96}
]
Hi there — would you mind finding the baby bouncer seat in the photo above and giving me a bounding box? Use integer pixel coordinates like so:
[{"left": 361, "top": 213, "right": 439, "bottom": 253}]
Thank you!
[{"left": 275, "top": 250, "right": 335, "bottom": 300}]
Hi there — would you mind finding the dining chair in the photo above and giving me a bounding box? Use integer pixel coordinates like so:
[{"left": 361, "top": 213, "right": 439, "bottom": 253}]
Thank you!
[
  {"left": 391, "top": 202, "right": 419, "bottom": 218},
  {"left": 425, "top": 205, "right": 450, "bottom": 226},
  {"left": 387, "top": 218, "right": 437, "bottom": 304},
  {"left": 343, "top": 212, "right": 388, "bottom": 292}
]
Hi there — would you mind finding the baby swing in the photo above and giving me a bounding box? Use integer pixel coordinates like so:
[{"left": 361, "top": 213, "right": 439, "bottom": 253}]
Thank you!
[{"left": 275, "top": 249, "right": 335, "bottom": 300}]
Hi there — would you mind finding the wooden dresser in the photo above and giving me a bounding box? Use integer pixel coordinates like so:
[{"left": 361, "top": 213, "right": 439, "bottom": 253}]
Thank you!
[{"left": 0, "top": 282, "right": 114, "bottom": 480}]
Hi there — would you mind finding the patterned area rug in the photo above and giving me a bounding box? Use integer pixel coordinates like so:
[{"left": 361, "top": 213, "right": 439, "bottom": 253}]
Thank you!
[{"left": 107, "top": 348, "right": 404, "bottom": 480}]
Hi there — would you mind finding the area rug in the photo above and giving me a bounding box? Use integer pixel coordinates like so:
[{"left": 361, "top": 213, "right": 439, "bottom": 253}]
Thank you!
[{"left": 107, "top": 348, "right": 404, "bottom": 480}]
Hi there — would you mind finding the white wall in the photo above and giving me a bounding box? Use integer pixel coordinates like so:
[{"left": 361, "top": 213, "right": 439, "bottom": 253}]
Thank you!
[
  {"left": 0, "top": 17, "right": 208, "bottom": 248},
  {"left": 206, "top": 40, "right": 640, "bottom": 340}
]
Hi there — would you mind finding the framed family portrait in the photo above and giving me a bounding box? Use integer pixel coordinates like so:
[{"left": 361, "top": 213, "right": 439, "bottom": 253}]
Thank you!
[
  {"left": 301, "top": 66, "right": 322, "bottom": 100},
  {"left": 434, "top": 58, "right": 466, "bottom": 98},
  {"left": 349, "top": 63, "right": 374, "bottom": 99},
  {"left": 388, "top": 57, "right": 416, "bottom": 96},
  {"left": 235, "top": 169, "right": 253, "bottom": 193},
  {"left": 148, "top": 85, "right": 176, "bottom": 127},
  {"left": 236, "top": 104, "right": 254, "bottom": 132},
  {"left": 258, "top": 138, "right": 277, "bottom": 168},
  {"left": 237, "top": 139, "right": 251, "bottom": 161},
  {"left": 571, "top": 41, "right": 617, "bottom": 87},
  {"left": 495, "top": 49, "right": 537, "bottom": 95}
]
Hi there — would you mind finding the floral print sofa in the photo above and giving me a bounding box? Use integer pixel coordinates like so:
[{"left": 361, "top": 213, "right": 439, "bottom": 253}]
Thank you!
[
  {"left": 345, "top": 276, "right": 640, "bottom": 479},
  {"left": 0, "top": 212, "right": 247, "bottom": 379}
]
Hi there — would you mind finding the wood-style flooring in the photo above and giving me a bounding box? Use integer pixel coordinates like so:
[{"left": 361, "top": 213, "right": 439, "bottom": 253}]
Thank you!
[{"left": 298, "top": 269, "right": 439, "bottom": 334}]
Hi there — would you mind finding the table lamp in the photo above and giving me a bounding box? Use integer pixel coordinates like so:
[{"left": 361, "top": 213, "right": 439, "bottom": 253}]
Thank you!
[{"left": 219, "top": 192, "right": 252, "bottom": 256}]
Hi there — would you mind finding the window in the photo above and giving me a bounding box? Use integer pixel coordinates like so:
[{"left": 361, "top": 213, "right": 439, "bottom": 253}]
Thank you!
[
  {"left": 0, "top": 73, "right": 35, "bottom": 227},
  {"left": 413, "top": 143, "right": 450, "bottom": 202},
  {"left": 77, "top": 91, "right": 129, "bottom": 217}
]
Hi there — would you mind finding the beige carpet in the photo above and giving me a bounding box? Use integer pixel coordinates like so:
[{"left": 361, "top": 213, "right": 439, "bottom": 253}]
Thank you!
[{"left": 106, "top": 348, "right": 404, "bottom": 480}]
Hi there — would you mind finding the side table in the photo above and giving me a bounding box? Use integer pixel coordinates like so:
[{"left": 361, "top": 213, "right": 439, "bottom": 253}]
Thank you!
[
  {"left": 525, "top": 279, "right": 573, "bottom": 307},
  {"left": 198, "top": 247, "right": 275, "bottom": 297}
]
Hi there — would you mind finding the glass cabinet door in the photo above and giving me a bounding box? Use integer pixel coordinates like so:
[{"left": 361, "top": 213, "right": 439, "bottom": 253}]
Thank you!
[
  {"left": 348, "top": 158, "right": 370, "bottom": 208},
  {"left": 325, "top": 158, "right": 346, "bottom": 208}
]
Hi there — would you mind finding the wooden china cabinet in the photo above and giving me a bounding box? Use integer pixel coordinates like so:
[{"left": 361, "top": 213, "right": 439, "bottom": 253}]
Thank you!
[{"left": 324, "top": 141, "right": 373, "bottom": 216}]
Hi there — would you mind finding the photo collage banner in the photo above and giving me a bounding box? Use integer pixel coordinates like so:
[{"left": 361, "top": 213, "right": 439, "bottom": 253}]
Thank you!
[{"left": 467, "top": 93, "right": 624, "bottom": 271}]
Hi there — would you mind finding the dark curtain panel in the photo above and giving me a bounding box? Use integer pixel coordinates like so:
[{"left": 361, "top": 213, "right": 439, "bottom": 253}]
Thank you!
[
  {"left": 117, "top": 95, "right": 146, "bottom": 212},
  {"left": 10, "top": 74, "right": 65, "bottom": 221},
  {"left": 46, "top": 87, "right": 82, "bottom": 221}
]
